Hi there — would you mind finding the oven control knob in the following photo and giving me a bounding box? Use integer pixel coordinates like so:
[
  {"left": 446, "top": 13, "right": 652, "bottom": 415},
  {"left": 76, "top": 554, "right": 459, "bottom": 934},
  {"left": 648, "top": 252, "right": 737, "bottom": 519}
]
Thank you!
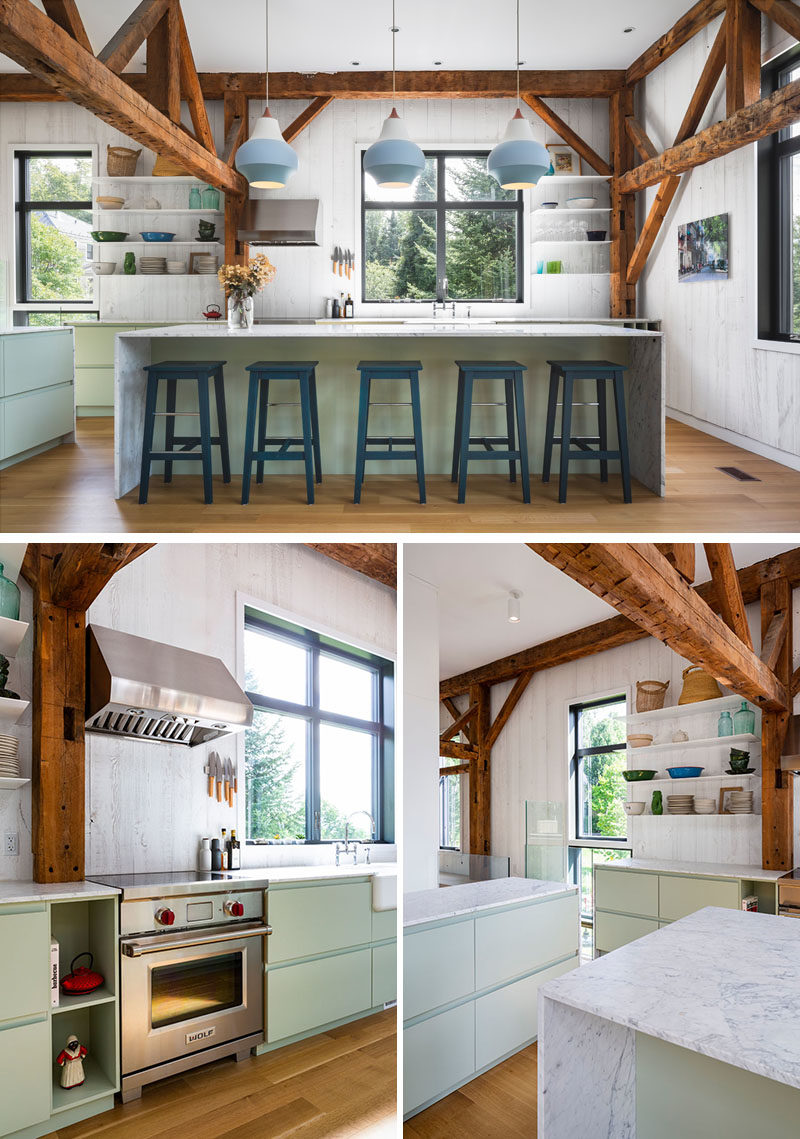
[
  {"left": 155, "top": 907, "right": 175, "bottom": 926},
  {"left": 224, "top": 900, "right": 244, "bottom": 917}
]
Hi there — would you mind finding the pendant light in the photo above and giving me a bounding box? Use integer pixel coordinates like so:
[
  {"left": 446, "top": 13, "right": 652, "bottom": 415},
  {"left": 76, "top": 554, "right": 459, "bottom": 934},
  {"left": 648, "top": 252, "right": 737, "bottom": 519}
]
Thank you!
[
  {"left": 363, "top": 0, "right": 425, "bottom": 189},
  {"left": 487, "top": 0, "right": 550, "bottom": 190},
  {"left": 235, "top": 0, "right": 298, "bottom": 189}
]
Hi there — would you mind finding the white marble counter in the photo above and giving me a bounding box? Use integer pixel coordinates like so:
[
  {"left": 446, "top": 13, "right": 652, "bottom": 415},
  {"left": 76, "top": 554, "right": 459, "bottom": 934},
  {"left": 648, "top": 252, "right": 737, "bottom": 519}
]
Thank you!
[
  {"left": 599, "top": 857, "right": 785, "bottom": 883},
  {"left": 404, "top": 875, "right": 577, "bottom": 927},
  {"left": 0, "top": 326, "right": 74, "bottom": 335},
  {"left": 0, "top": 880, "right": 120, "bottom": 904},
  {"left": 121, "top": 321, "right": 662, "bottom": 340},
  {"left": 227, "top": 861, "right": 396, "bottom": 885}
]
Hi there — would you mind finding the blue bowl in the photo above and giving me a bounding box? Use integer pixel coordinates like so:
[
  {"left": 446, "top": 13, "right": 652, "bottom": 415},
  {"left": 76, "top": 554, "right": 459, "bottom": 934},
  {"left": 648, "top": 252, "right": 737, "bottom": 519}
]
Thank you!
[
  {"left": 667, "top": 766, "right": 704, "bottom": 779},
  {"left": 140, "top": 231, "right": 175, "bottom": 242}
]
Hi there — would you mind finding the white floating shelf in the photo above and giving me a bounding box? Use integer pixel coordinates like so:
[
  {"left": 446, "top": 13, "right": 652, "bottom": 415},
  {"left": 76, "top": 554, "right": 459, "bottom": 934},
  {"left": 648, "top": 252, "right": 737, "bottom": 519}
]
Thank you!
[
  {"left": 532, "top": 240, "right": 611, "bottom": 245},
  {"left": 94, "top": 208, "right": 223, "bottom": 215},
  {"left": 0, "top": 777, "right": 29, "bottom": 792},
  {"left": 0, "top": 615, "right": 28, "bottom": 658},
  {"left": 533, "top": 207, "right": 612, "bottom": 214},
  {"left": 0, "top": 697, "right": 29, "bottom": 724},
  {"left": 92, "top": 241, "right": 220, "bottom": 247},
  {"left": 630, "top": 812, "right": 761, "bottom": 820},
  {"left": 629, "top": 772, "right": 760, "bottom": 787},
  {"left": 538, "top": 175, "right": 612, "bottom": 182},
  {"left": 627, "top": 732, "right": 759, "bottom": 757},
  {"left": 93, "top": 175, "right": 217, "bottom": 185},
  {"left": 622, "top": 695, "right": 759, "bottom": 728},
  {"left": 533, "top": 272, "right": 611, "bottom": 278}
]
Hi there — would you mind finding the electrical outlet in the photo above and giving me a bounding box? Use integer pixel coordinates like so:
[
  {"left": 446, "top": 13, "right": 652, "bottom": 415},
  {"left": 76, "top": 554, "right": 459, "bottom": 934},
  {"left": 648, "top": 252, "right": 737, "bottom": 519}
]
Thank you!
[{"left": 4, "top": 832, "right": 19, "bottom": 857}]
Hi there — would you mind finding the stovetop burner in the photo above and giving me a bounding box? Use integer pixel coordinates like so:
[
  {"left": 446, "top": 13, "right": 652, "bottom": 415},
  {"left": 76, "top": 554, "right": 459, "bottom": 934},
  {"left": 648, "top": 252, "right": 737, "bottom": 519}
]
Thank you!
[{"left": 87, "top": 870, "right": 237, "bottom": 890}]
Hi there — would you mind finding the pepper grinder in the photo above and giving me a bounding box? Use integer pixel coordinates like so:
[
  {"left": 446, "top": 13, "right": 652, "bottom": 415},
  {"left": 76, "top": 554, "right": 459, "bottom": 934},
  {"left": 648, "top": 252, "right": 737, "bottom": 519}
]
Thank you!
[
  {"left": 198, "top": 837, "right": 212, "bottom": 871},
  {"left": 210, "top": 838, "right": 222, "bottom": 872}
]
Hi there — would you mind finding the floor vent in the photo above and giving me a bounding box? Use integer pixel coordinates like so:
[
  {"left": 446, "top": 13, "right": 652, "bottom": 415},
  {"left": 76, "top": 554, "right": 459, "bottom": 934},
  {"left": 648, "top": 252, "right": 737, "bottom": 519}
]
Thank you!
[{"left": 716, "top": 466, "right": 761, "bottom": 482}]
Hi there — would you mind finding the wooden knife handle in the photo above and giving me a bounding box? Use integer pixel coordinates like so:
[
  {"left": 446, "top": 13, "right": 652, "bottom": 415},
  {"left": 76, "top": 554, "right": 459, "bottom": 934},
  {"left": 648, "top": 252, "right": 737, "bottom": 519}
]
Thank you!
[{"left": 207, "top": 775, "right": 214, "bottom": 797}]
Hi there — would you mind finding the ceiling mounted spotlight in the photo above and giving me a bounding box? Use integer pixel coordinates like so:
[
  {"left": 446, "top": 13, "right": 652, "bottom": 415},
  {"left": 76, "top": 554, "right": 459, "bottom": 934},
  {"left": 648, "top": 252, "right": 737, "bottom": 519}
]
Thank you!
[
  {"left": 507, "top": 591, "right": 522, "bottom": 624},
  {"left": 351, "top": 60, "right": 361, "bottom": 66},
  {"left": 623, "top": 26, "right": 635, "bottom": 33}
]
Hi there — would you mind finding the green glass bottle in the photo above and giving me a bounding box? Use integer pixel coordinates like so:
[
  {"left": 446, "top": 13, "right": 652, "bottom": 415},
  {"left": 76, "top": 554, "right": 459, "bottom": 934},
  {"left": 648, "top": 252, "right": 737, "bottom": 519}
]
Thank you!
[
  {"left": 0, "top": 564, "right": 20, "bottom": 620},
  {"left": 733, "top": 700, "right": 755, "bottom": 735},
  {"left": 651, "top": 790, "right": 663, "bottom": 816},
  {"left": 124, "top": 251, "right": 136, "bottom": 275}
]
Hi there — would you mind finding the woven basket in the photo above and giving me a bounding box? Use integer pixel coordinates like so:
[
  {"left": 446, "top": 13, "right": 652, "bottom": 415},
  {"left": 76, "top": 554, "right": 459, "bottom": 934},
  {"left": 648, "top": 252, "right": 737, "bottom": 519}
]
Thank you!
[
  {"left": 106, "top": 145, "right": 141, "bottom": 176},
  {"left": 153, "top": 154, "right": 188, "bottom": 177},
  {"left": 627, "top": 734, "right": 654, "bottom": 748},
  {"left": 678, "top": 665, "right": 722, "bottom": 705},
  {"left": 636, "top": 680, "right": 669, "bottom": 713}
]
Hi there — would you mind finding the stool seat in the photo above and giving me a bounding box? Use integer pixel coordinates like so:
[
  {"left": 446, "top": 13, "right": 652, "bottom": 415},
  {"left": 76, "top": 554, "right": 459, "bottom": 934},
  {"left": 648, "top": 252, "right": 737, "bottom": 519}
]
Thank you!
[
  {"left": 452, "top": 361, "right": 530, "bottom": 504},
  {"left": 242, "top": 362, "right": 321, "bottom": 505},
  {"left": 542, "top": 359, "right": 631, "bottom": 503},
  {"left": 354, "top": 362, "right": 425, "bottom": 504},
  {"left": 139, "top": 360, "right": 230, "bottom": 504}
]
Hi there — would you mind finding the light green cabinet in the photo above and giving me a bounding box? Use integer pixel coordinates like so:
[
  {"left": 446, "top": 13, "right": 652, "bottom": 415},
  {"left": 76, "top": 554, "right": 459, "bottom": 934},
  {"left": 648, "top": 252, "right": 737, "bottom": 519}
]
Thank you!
[
  {"left": 404, "top": 919, "right": 474, "bottom": 1020},
  {"left": 267, "top": 947, "right": 372, "bottom": 1042},
  {"left": 0, "top": 1018, "right": 50, "bottom": 1134},
  {"left": 2, "top": 331, "right": 73, "bottom": 396},
  {"left": 475, "top": 956, "right": 577, "bottom": 1072},
  {"left": 73, "top": 325, "right": 131, "bottom": 368},
  {"left": 372, "top": 908, "right": 396, "bottom": 942},
  {"left": 372, "top": 942, "right": 397, "bottom": 1007},
  {"left": 596, "top": 868, "right": 659, "bottom": 918},
  {"left": 75, "top": 366, "right": 115, "bottom": 408},
  {"left": 595, "top": 910, "right": 659, "bottom": 953},
  {"left": 475, "top": 893, "right": 577, "bottom": 989},
  {"left": 404, "top": 1002, "right": 475, "bottom": 1116},
  {"left": 0, "top": 909, "right": 50, "bottom": 1020},
  {"left": 658, "top": 874, "right": 739, "bottom": 922},
  {"left": 3, "top": 385, "right": 74, "bottom": 461},
  {"left": 0, "top": 331, "right": 74, "bottom": 465},
  {"left": 267, "top": 881, "right": 372, "bottom": 963}
]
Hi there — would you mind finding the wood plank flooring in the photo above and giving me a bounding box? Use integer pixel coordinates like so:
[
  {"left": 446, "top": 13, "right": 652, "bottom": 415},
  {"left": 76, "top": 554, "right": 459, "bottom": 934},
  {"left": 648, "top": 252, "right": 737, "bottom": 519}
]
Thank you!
[
  {"left": 404, "top": 1042, "right": 537, "bottom": 1138},
  {"left": 48, "top": 1010, "right": 396, "bottom": 1139},
  {"left": 2, "top": 417, "right": 800, "bottom": 533}
]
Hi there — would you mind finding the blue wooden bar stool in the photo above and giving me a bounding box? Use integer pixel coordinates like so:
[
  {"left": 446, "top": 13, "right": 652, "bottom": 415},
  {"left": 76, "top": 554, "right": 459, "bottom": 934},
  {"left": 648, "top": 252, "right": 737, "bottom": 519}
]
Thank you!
[
  {"left": 354, "top": 360, "right": 426, "bottom": 504},
  {"left": 451, "top": 360, "right": 530, "bottom": 504},
  {"left": 542, "top": 359, "right": 632, "bottom": 504},
  {"left": 139, "top": 360, "right": 230, "bottom": 505},
  {"left": 242, "top": 361, "right": 321, "bottom": 505}
]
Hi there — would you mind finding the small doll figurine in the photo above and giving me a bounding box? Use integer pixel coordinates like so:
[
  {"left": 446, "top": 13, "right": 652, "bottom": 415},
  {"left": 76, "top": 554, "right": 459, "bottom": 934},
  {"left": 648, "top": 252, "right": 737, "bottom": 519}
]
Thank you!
[{"left": 57, "top": 1034, "right": 87, "bottom": 1089}]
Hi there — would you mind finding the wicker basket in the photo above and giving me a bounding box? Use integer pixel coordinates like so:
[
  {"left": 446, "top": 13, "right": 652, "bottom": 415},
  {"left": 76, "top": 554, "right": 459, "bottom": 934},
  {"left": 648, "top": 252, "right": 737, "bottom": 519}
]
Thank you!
[
  {"left": 627, "top": 734, "right": 654, "bottom": 748},
  {"left": 153, "top": 154, "right": 188, "bottom": 177},
  {"left": 106, "top": 145, "right": 141, "bottom": 176},
  {"left": 678, "top": 665, "right": 722, "bottom": 705},
  {"left": 636, "top": 680, "right": 669, "bottom": 713}
]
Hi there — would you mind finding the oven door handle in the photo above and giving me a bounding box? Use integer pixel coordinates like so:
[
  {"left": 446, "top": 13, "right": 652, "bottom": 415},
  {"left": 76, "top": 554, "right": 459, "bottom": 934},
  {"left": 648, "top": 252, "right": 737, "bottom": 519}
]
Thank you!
[{"left": 121, "top": 922, "right": 272, "bottom": 956}]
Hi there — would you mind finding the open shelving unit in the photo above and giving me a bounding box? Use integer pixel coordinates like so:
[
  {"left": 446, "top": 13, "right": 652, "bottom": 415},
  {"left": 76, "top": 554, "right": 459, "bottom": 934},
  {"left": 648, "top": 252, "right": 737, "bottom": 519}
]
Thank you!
[{"left": 0, "top": 613, "right": 29, "bottom": 797}]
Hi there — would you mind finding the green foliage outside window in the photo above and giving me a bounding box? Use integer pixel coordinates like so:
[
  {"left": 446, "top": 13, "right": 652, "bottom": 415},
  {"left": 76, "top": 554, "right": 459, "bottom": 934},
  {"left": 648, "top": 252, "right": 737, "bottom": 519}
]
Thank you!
[
  {"left": 578, "top": 701, "right": 627, "bottom": 840},
  {"left": 20, "top": 156, "right": 93, "bottom": 303}
]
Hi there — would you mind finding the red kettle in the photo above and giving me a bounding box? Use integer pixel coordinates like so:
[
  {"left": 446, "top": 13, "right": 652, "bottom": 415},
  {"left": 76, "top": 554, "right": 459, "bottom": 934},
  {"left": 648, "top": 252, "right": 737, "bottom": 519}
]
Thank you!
[
  {"left": 61, "top": 953, "right": 104, "bottom": 995},
  {"left": 202, "top": 303, "right": 222, "bottom": 320}
]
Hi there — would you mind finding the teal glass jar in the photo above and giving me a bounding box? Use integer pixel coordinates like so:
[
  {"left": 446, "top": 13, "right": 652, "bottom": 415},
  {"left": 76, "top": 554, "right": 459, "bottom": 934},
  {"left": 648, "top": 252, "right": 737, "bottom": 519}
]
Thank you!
[
  {"left": 189, "top": 185, "right": 202, "bottom": 209},
  {"left": 733, "top": 700, "right": 756, "bottom": 735},
  {"left": 717, "top": 710, "right": 733, "bottom": 737},
  {"left": 201, "top": 185, "right": 220, "bottom": 210},
  {"left": 0, "top": 564, "right": 20, "bottom": 620}
]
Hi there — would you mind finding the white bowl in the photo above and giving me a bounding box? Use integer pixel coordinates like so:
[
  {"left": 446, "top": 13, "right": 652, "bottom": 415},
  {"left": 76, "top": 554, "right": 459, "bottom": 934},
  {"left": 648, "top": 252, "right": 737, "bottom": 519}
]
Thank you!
[
  {"left": 623, "top": 801, "right": 646, "bottom": 815},
  {"left": 566, "top": 197, "right": 597, "bottom": 209},
  {"left": 90, "top": 261, "right": 116, "bottom": 275}
]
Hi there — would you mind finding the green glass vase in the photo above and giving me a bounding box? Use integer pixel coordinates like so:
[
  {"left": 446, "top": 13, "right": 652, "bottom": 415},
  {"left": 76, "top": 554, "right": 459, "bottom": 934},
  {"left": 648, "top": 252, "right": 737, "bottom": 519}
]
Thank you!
[
  {"left": 733, "top": 700, "right": 755, "bottom": 735},
  {"left": 0, "top": 564, "right": 20, "bottom": 621},
  {"left": 124, "top": 251, "right": 136, "bottom": 275},
  {"left": 651, "top": 790, "right": 663, "bottom": 816}
]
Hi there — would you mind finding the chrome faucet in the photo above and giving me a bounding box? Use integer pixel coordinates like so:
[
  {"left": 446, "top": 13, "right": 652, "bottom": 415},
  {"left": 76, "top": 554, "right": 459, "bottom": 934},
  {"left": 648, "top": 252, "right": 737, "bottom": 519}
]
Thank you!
[{"left": 341, "top": 811, "right": 376, "bottom": 865}]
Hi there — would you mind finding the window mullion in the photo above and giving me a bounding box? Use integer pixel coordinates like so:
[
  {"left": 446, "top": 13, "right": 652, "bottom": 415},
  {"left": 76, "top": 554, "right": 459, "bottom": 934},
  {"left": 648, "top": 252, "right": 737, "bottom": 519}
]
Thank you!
[{"left": 309, "top": 645, "right": 320, "bottom": 840}]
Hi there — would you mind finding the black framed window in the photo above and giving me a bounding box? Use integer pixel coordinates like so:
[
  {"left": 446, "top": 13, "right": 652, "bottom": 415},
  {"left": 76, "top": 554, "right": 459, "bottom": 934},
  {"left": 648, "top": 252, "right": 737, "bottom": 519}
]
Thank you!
[
  {"left": 570, "top": 695, "right": 627, "bottom": 843},
  {"left": 15, "top": 150, "right": 94, "bottom": 306},
  {"left": 243, "top": 608, "right": 394, "bottom": 844},
  {"left": 361, "top": 150, "right": 524, "bottom": 303},
  {"left": 438, "top": 755, "right": 463, "bottom": 850},
  {"left": 758, "top": 46, "right": 800, "bottom": 340}
]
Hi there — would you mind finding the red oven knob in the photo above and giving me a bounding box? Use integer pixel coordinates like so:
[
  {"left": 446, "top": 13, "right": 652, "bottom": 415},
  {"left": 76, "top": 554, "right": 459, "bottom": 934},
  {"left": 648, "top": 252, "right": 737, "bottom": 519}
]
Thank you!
[
  {"left": 224, "top": 900, "right": 244, "bottom": 917},
  {"left": 155, "top": 907, "right": 175, "bottom": 926}
]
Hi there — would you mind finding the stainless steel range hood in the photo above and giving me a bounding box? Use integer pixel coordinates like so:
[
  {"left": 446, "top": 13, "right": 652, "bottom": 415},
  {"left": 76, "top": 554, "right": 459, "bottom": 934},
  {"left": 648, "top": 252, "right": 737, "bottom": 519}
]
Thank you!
[
  {"left": 237, "top": 198, "right": 320, "bottom": 246},
  {"left": 86, "top": 625, "right": 253, "bottom": 747},
  {"left": 780, "top": 715, "right": 800, "bottom": 774}
]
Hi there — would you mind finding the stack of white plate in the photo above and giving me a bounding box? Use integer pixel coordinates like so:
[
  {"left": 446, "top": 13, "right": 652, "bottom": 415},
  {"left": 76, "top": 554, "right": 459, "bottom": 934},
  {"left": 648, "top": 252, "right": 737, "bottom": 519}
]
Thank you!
[
  {"left": 194, "top": 254, "right": 218, "bottom": 275},
  {"left": 694, "top": 797, "right": 716, "bottom": 815},
  {"left": 166, "top": 260, "right": 186, "bottom": 275},
  {"left": 140, "top": 256, "right": 167, "bottom": 275},
  {"left": 727, "top": 790, "right": 754, "bottom": 814},
  {"left": 667, "top": 794, "right": 694, "bottom": 814},
  {"left": 0, "top": 734, "right": 20, "bottom": 778}
]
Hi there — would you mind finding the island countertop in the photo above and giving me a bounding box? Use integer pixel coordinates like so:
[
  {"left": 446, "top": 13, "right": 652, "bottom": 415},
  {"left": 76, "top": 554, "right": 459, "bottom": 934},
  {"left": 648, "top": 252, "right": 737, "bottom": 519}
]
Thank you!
[
  {"left": 404, "top": 875, "right": 578, "bottom": 927},
  {"left": 119, "top": 320, "right": 662, "bottom": 340},
  {"left": 598, "top": 857, "right": 785, "bottom": 883}
]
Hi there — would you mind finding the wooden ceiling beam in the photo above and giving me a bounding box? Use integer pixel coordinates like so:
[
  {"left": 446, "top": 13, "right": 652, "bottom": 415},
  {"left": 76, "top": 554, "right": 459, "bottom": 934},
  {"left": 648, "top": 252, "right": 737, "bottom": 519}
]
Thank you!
[
  {"left": 177, "top": 3, "right": 215, "bottom": 154},
  {"left": 440, "top": 739, "right": 476, "bottom": 762},
  {"left": 442, "top": 696, "right": 472, "bottom": 743},
  {"left": 531, "top": 544, "right": 788, "bottom": 712},
  {"left": 98, "top": 0, "right": 172, "bottom": 74},
  {"left": 790, "top": 664, "right": 800, "bottom": 697},
  {"left": 657, "top": 543, "right": 696, "bottom": 584},
  {"left": 0, "top": 0, "right": 246, "bottom": 197},
  {"left": 485, "top": 671, "right": 533, "bottom": 751},
  {"left": 760, "top": 574, "right": 793, "bottom": 869},
  {"left": 751, "top": 0, "right": 800, "bottom": 40},
  {"left": 222, "top": 90, "right": 247, "bottom": 167},
  {"left": 521, "top": 94, "right": 612, "bottom": 176},
  {"left": 48, "top": 544, "right": 153, "bottom": 611},
  {"left": 726, "top": 0, "right": 762, "bottom": 115},
  {"left": 609, "top": 85, "right": 637, "bottom": 318},
  {"left": 146, "top": 0, "right": 181, "bottom": 124},
  {"left": 304, "top": 543, "right": 397, "bottom": 589},
  {"left": 440, "top": 762, "right": 471, "bottom": 776},
  {"left": 617, "top": 77, "right": 800, "bottom": 193},
  {"left": 626, "top": 0, "right": 727, "bottom": 85},
  {"left": 469, "top": 685, "right": 491, "bottom": 856},
  {"left": 760, "top": 607, "right": 790, "bottom": 671},
  {"left": 440, "top": 702, "right": 478, "bottom": 742},
  {"left": 625, "top": 115, "right": 660, "bottom": 161},
  {"left": 41, "top": 0, "right": 92, "bottom": 53},
  {"left": 283, "top": 96, "right": 335, "bottom": 143},
  {"left": 704, "top": 543, "right": 753, "bottom": 648}
]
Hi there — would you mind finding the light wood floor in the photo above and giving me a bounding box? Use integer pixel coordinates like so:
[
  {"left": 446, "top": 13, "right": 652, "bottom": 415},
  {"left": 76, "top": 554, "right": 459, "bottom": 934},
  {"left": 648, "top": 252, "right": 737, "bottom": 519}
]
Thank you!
[
  {"left": 49, "top": 1010, "right": 396, "bottom": 1139},
  {"left": 2, "top": 417, "right": 800, "bottom": 534},
  {"left": 404, "top": 1042, "right": 537, "bottom": 1138}
]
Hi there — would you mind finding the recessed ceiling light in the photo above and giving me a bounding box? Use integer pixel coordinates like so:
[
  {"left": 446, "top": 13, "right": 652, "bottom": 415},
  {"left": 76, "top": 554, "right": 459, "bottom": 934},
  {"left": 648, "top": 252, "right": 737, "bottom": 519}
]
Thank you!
[
  {"left": 351, "top": 60, "right": 360, "bottom": 66},
  {"left": 517, "top": 60, "right": 526, "bottom": 66},
  {"left": 507, "top": 590, "right": 522, "bottom": 624},
  {"left": 623, "top": 26, "right": 635, "bottom": 33},
  {"left": 433, "top": 60, "right": 443, "bottom": 66}
]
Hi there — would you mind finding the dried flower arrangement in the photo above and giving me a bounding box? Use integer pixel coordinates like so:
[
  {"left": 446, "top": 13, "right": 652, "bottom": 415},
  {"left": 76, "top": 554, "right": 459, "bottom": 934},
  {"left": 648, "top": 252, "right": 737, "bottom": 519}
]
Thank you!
[{"left": 217, "top": 253, "right": 277, "bottom": 300}]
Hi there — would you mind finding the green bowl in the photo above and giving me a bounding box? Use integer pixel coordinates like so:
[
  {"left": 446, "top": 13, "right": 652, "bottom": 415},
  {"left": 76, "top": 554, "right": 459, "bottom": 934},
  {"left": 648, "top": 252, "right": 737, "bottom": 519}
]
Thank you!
[
  {"left": 622, "top": 769, "right": 658, "bottom": 782},
  {"left": 91, "top": 230, "right": 128, "bottom": 242}
]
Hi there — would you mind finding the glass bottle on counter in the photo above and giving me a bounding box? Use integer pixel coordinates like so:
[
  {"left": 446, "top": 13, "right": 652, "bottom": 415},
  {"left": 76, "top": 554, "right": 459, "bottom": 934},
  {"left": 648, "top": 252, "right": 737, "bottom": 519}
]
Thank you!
[
  {"left": 210, "top": 838, "right": 222, "bottom": 872},
  {"left": 332, "top": 296, "right": 340, "bottom": 318},
  {"left": 198, "top": 837, "right": 212, "bottom": 871},
  {"left": 229, "top": 830, "right": 241, "bottom": 870},
  {"left": 339, "top": 292, "right": 346, "bottom": 317},
  {"left": 345, "top": 294, "right": 354, "bottom": 318},
  {"left": 221, "top": 828, "right": 228, "bottom": 870},
  {"left": 717, "top": 710, "right": 733, "bottom": 737}
]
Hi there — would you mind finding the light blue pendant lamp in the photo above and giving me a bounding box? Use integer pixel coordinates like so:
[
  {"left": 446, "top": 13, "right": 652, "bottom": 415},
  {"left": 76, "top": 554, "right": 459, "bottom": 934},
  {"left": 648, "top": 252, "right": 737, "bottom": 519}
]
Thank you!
[
  {"left": 487, "top": 0, "right": 550, "bottom": 190},
  {"left": 363, "top": 0, "right": 425, "bottom": 189},
  {"left": 235, "top": 0, "right": 298, "bottom": 189}
]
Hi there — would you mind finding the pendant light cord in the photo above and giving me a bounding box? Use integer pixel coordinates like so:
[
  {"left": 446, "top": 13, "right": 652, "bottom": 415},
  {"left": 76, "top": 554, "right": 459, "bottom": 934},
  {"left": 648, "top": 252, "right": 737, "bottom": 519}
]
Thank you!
[
  {"left": 392, "top": 0, "right": 397, "bottom": 103},
  {"left": 516, "top": 0, "right": 520, "bottom": 109},
  {"left": 265, "top": 0, "right": 270, "bottom": 107}
]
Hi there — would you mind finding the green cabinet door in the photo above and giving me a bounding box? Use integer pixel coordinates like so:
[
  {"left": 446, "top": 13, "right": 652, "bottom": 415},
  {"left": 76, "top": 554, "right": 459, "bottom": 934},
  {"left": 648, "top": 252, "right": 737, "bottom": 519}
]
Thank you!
[
  {"left": 404, "top": 919, "right": 474, "bottom": 1020},
  {"left": 595, "top": 910, "right": 659, "bottom": 953},
  {"left": 267, "top": 947, "right": 372, "bottom": 1042},
  {"left": 404, "top": 1002, "right": 475, "bottom": 1116},
  {"left": 372, "top": 942, "right": 397, "bottom": 1007},
  {"left": 0, "top": 909, "right": 49, "bottom": 1021},
  {"left": 267, "top": 882, "right": 372, "bottom": 963},
  {"left": 475, "top": 955, "right": 577, "bottom": 1072},
  {"left": 2, "top": 331, "right": 73, "bottom": 396},
  {"left": 658, "top": 874, "right": 739, "bottom": 922},
  {"left": 75, "top": 367, "right": 114, "bottom": 408},
  {"left": 474, "top": 893, "right": 578, "bottom": 990},
  {"left": 0, "top": 1018, "right": 50, "bottom": 1135},
  {"left": 2, "top": 385, "right": 74, "bottom": 460},
  {"left": 73, "top": 325, "right": 132, "bottom": 367},
  {"left": 595, "top": 869, "right": 659, "bottom": 918},
  {"left": 372, "top": 908, "right": 397, "bottom": 943}
]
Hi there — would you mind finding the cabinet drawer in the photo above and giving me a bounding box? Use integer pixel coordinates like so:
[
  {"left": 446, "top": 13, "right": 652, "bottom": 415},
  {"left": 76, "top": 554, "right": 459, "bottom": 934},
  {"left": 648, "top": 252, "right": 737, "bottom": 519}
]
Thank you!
[
  {"left": 372, "top": 942, "right": 397, "bottom": 1007},
  {"left": 0, "top": 910, "right": 50, "bottom": 1021},
  {"left": 658, "top": 875, "right": 739, "bottom": 922},
  {"left": 475, "top": 893, "right": 578, "bottom": 990},
  {"left": 2, "top": 385, "right": 74, "bottom": 460},
  {"left": 404, "top": 920, "right": 474, "bottom": 1020},
  {"left": 595, "top": 868, "right": 659, "bottom": 918},
  {"left": 267, "top": 882, "right": 372, "bottom": 963},
  {"left": 0, "top": 1018, "right": 50, "bottom": 1134},
  {"left": 76, "top": 367, "right": 114, "bottom": 407},
  {"left": 403, "top": 1003, "right": 475, "bottom": 1116},
  {"left": 3, "top": 331, "right": 73, "bottom": 396},
  {"left": 595, "top": 910, "right": 659, "bottom": 953},
  {"left": 372, "top": 907, "right": 397, "bottom": 943},
  {"left": 267, "top": 947, "right": 372, "bottom": 1042},
  {"left": 475, "top": 955, "right": 577, "bottom": 1072},
  {"left": 73, "top": 325, "right": 131, "bottom": 367}
]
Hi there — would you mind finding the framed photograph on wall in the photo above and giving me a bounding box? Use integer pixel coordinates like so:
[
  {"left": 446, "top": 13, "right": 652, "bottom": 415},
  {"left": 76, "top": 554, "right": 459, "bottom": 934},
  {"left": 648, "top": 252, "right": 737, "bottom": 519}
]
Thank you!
[
  {"left": 678, "top": 213, "right": 729, "bottom": 281},
  {"left": 546, "top": 143, "right": 581, "bottom": 176}
]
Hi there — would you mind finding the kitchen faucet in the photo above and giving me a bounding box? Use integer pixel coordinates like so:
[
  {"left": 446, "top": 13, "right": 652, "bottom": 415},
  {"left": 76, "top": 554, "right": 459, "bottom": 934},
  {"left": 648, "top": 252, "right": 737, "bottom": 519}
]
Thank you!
[
  {"left": 335, "top": 811, "right": 376, "bottom": 865},
  {"left": 432, "top": 277, "right": 456, "bottom": 319}
]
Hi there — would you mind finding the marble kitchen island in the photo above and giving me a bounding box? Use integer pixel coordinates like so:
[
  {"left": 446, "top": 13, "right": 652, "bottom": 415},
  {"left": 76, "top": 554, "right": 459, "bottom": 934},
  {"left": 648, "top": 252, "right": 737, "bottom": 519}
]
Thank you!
[
  {"left": 114, "top": 320, "right": 664, "bottom": 500},
  {"left": 538, "top": 906, "right": 800, "bottom": 1138}
]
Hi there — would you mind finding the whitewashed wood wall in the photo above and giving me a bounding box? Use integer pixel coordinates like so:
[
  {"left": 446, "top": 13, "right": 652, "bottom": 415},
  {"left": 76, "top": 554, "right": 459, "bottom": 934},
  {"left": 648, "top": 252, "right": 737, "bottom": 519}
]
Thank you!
[{"left": 638, "top": 15, "right": 800, "bottom": 469}]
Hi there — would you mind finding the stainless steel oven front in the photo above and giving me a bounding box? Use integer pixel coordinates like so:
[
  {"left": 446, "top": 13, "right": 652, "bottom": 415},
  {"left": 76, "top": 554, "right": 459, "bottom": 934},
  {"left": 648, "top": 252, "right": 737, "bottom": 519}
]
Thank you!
[{"left": 120, "top": 892, "right": 268, "bottom": 1095}]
